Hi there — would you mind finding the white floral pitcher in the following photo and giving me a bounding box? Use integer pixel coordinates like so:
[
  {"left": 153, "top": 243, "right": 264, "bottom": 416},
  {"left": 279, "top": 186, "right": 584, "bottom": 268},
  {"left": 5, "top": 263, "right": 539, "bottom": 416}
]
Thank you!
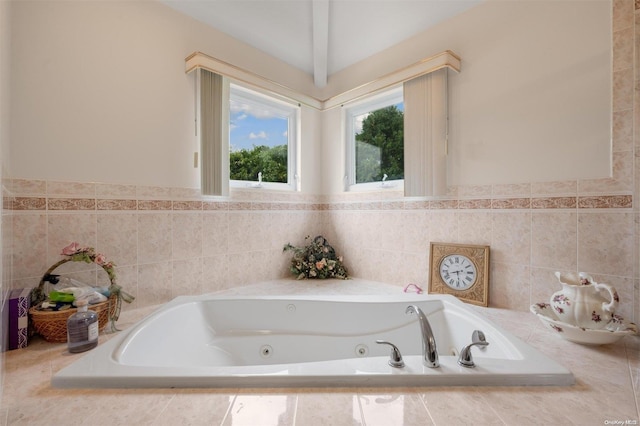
[{"left": 549, "top": 272, "right": 619, "bottom": 330}]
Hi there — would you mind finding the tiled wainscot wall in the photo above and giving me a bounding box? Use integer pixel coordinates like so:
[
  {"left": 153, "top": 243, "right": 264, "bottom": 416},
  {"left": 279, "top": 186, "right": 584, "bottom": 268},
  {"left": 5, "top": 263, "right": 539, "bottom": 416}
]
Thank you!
[{"left": 4, "top": 178, "right": 638, "bottom": 324}]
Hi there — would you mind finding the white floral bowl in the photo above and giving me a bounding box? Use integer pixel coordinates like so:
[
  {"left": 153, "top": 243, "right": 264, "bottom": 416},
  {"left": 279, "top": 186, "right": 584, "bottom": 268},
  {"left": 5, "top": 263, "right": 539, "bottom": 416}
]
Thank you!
[{"left": 530, "top": 302, "right": 637, "bottom": 345}]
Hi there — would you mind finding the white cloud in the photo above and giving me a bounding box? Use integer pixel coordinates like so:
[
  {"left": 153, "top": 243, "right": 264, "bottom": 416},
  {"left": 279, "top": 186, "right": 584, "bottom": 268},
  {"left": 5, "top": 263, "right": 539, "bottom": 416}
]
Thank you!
[
  {"left": 354, "top": 112, "right": 369, "bottom": 134},
  {"left": 249, "top": 131, "right": 268, "bottom": 140},
  {"left": 230, "top": 101, "right": 280, "bottom": 120}
]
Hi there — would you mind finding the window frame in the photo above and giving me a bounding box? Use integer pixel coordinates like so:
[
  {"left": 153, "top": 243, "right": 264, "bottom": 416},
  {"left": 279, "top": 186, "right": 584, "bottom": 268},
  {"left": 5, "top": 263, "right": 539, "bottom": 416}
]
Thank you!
[
  {"left": 229, "top": 83, "right": 300, "bottom": 191},
  {"left": 344, "top": 86, "right": 404, "bottom": 192}
]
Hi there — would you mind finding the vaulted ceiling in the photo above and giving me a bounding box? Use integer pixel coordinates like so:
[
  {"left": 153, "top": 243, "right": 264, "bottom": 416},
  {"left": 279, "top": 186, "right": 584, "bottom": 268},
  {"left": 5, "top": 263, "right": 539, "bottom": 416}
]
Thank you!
[{"left": 161, "top": 0, "right": 481, "bottom": 87}]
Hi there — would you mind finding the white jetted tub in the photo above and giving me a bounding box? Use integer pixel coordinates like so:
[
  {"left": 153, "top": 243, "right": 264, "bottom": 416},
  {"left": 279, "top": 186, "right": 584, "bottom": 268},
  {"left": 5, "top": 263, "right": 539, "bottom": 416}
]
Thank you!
[{"left": 53, "top": 293, "right": 574, "bottom": 388}]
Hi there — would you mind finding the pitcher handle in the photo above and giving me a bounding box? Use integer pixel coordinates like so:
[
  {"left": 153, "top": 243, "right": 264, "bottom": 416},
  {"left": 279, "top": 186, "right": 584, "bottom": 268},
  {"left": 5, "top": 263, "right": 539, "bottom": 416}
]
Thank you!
[{"left": 594, "top": 282, "right": 619, "bottom": 313}]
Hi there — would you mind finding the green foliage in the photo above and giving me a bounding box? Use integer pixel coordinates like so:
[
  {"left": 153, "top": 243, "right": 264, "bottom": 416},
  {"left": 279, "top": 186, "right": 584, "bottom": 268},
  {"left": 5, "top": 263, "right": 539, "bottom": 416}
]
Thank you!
[
  {"left": 355, "top": 105, "right": 404, "bottom": 183},
  {"left": 230, "top": 144, "right": 287, "bottom": 183}
]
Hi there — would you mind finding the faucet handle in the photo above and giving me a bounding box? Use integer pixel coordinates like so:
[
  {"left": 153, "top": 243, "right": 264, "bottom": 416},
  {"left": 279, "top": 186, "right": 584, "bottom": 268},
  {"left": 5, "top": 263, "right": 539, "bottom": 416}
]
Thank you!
[
  {"left": 458, "top": 330, "right": 490, "bottom": 368},
  {"left": 472, "top": 330, "right": 487, "bottom": 350},
  {"left": 376, "top": 340, "right": 405, "bottom": 368}
]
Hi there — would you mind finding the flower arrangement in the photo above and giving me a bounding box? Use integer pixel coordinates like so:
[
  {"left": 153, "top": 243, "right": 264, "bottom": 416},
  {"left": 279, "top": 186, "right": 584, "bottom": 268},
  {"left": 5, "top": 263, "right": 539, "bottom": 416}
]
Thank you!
[{"left": 283, "top": 235, "right": 349, "bottom": 280}]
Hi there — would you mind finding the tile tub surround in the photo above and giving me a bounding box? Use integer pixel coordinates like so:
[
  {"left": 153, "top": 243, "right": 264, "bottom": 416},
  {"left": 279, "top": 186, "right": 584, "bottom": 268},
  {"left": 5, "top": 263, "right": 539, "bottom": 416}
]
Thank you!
[
  {"left": 0, "top": 280, "right": 638, "bottom": 425},
  {"left": 4, "top": 178, "right": 638, "bottom": 324}
]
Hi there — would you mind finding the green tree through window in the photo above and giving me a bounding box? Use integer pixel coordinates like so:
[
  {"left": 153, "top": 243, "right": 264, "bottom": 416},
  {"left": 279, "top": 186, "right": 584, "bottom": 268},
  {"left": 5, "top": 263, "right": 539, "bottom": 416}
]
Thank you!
[
  {"left": 355, "top": 105, "right": 404, "bottom": 183},
  {"left": 229, "top": 144, "right": 287, "bottom": 183},
  {"left": 228, "top": 83, "right": 298, "bottom": 189}
]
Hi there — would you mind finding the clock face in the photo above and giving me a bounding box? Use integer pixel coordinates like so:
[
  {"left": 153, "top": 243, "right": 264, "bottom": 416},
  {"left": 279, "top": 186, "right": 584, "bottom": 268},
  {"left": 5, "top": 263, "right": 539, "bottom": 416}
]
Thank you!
[{"left": 439, "top": 254, "right": 477, "bottom": 290}]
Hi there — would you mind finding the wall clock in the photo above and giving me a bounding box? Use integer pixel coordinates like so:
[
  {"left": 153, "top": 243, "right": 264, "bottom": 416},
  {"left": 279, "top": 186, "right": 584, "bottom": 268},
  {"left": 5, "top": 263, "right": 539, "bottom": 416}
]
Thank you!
[{"left": 429, "top": 242, "right": 490, "bottom": 306}]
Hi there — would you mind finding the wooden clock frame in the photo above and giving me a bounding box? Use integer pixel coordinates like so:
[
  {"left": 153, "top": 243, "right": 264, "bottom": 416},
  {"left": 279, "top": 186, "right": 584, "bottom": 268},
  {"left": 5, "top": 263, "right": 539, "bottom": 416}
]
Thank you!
[{"left": 428, "top": 242, "right": 490, "bottom": 307}]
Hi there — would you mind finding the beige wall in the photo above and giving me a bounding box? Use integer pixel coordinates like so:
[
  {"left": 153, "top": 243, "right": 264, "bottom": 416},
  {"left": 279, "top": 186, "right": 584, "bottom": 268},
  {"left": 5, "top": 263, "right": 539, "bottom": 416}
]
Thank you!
[
  {"left": 321, "top": 0, "right": 612, "bottom": 192},
  {"left": 9, "top": 0, "right": 317, "bottom": 190},
  {"left": 10, "top": 1, "right": 612, "bottom": 193},
  {"left": 0, "top": 0, "right": 9, "bottom": 170}
]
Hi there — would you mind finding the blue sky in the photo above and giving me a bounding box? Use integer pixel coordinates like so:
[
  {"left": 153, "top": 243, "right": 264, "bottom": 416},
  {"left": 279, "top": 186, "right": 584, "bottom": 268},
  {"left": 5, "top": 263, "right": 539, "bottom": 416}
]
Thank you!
[{"left": 229, "top": 99, "right": 288, "bottom": 152}]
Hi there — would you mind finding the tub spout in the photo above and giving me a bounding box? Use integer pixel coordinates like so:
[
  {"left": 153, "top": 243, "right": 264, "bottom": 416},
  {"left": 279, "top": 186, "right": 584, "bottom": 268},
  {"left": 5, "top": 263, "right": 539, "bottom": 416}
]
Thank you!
[{"left": 405, "top": 305, "right": 439, "bottom": 368}]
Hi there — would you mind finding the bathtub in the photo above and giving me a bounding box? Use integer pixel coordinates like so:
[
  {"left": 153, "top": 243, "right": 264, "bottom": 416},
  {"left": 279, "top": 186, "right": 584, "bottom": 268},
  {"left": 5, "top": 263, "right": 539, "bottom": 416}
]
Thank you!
[{"left": 52, "top": 293, "right": 574, "bottom": 388}]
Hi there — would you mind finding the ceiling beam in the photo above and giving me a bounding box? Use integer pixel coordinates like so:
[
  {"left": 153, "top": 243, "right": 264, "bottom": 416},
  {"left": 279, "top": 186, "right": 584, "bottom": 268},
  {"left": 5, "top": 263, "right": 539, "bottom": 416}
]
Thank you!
[{"left": 312, "top": 0, "right": 329, "bottom": 88}]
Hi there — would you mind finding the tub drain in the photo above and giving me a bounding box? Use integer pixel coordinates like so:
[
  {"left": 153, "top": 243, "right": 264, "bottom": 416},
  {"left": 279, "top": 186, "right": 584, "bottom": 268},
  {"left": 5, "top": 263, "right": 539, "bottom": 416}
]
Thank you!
[
  {"left": 260, "top": 345, "right": 274, "bottom": 358},
  {"left": 355, "top": 344, "right": 369, "bottom": 357}
]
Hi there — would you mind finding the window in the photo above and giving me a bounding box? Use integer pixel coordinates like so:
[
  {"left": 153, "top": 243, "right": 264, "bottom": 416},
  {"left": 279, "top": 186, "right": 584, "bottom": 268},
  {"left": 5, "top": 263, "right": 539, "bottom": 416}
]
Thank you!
[
  {"left": 229, "top": 84, "right": 299, "bottom": 190},
  {"left": 345, "top": 87, "right": 404, "bottom": 190},
  {"left": 344, "top": 70, "right": 448, "bottom": 196}
]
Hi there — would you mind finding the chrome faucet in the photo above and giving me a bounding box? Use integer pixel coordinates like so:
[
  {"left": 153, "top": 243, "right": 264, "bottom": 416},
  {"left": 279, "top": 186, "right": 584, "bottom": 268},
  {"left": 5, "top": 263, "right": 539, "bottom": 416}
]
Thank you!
[
  {"left": 458, "top": 330, "right": 489, "bottom": 368},
  {"left": 405, "top": 305, "right": 439, "bottom": 368},
  {"left": 376, "top": 340, "right": 405, "bottom": 368}
]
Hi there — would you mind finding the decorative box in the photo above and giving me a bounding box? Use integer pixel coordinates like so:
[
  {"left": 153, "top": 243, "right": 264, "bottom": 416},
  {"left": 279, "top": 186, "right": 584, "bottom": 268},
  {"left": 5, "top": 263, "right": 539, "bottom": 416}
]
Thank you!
[{"left": 6, "top": 288, "right": 31, "bottom": 350}]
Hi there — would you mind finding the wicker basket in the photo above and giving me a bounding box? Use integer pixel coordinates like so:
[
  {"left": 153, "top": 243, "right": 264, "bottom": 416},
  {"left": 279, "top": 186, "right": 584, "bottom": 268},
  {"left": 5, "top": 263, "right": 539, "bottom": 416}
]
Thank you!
[
  {"left": 29, "top": 259, "right": 117, "bottom": 343},
  {"left": 29, "top": 298, "right": 114, "bottom": 343}
]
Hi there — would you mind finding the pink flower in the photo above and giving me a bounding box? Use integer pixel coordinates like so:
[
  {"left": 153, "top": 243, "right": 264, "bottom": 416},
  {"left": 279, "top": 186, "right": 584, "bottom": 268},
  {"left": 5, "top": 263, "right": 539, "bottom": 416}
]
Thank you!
[
  {"left": 315, "top": 258, "right": 327, "bottom": 270},
  {"left": 95, "top": 254, "right": 107, "bottom": 265},
  {"left": 61, "top": 242, "right": 82, "bottom": 256}
]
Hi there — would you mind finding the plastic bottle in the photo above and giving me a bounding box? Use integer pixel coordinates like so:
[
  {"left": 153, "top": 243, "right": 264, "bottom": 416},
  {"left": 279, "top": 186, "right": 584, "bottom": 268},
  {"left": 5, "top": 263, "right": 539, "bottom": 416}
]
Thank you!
[{"left": 66, "top": 299, "right": 99, "bottom": 353}]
